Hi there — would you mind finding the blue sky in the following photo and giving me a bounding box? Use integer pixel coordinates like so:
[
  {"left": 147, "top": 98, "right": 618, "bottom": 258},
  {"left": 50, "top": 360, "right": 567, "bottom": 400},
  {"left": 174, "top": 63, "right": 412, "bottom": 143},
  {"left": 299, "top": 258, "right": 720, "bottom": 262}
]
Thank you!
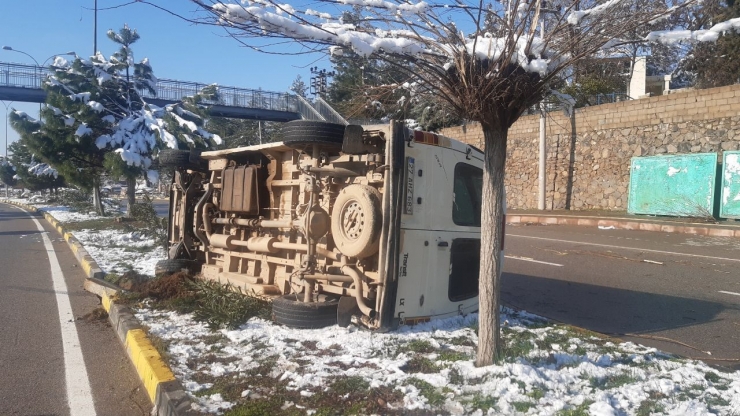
[{"left": 0, "top": 0, "right": 329, "bottom": 151}]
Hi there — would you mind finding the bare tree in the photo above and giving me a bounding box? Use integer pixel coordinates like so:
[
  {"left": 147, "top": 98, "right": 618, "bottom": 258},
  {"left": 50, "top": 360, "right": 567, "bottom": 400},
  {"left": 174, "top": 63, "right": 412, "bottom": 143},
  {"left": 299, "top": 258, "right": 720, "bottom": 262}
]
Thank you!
[{"left": 156, "top": 0, "right": 740, "bottom": 366}]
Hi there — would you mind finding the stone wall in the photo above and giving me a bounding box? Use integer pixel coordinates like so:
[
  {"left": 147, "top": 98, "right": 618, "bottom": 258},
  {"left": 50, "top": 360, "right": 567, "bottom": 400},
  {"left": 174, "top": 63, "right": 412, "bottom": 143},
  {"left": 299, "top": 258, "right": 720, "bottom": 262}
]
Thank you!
[{"left": 440, "top": 84, "right": 740, "bottom": 210}]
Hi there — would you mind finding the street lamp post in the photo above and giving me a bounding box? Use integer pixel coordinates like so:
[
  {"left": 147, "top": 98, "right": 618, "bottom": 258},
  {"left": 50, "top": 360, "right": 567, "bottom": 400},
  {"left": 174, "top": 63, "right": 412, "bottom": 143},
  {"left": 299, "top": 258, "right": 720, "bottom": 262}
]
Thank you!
[{"left": 2, "top": 100, "right": 13, "bottom": 198}]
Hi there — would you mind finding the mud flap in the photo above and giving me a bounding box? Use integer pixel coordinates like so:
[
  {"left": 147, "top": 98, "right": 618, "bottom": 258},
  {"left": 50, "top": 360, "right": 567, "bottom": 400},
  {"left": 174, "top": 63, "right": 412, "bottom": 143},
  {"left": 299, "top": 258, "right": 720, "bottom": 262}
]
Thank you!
[{"left": 337, "top": 296, "right": 361, "bottom": 328}]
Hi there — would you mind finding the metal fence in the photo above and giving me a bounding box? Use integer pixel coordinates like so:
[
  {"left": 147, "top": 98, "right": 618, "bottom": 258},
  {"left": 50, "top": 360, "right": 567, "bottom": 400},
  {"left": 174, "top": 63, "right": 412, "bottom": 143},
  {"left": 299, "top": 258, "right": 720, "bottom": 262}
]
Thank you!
[{"left": 587, "top": 93, "right": 632, "bottom": 106}]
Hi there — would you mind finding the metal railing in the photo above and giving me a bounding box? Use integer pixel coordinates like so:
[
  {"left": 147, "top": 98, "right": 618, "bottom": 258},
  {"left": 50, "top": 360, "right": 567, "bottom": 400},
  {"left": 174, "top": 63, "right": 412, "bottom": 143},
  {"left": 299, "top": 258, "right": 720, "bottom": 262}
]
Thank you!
[
  {"left": 525, "top": 92, "right": 634, "bottom": 115},
  {"left": 0, "top": 60, "right": 302, "bottom": 114},
  {"left": 294, "top": 95, "right": 326, "bottom": 121},
  {"left": 313, "top": 96, "right": 349, "bottom": 125},
  {"left": 0, "top": 62, "right": 45, "bottom": 89},
  {"left": 588, "top": 93, "right": 632, "bottom": 106}
]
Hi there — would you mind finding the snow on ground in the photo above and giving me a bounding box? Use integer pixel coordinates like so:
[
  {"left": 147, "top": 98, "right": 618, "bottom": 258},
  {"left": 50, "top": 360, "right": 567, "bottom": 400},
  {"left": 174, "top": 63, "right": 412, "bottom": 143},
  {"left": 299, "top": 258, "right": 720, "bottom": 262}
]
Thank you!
[
  {"left": 70, "top": 228, "right": 165, "bottom": 276},
  {"left": 136, "top": 306, "right": 740, "bottom": 415},
  {"left": 12, "top": 199, "right": 740, "bottom": 415},
  {"left": 12, "top": 199, "right": 166, "bottom": 276},
  {"left": 8, "top": 198, "right": 105, "bottom": 222},
  {"left": 33, "top": 204, "right": 105, "bottom": 223}
]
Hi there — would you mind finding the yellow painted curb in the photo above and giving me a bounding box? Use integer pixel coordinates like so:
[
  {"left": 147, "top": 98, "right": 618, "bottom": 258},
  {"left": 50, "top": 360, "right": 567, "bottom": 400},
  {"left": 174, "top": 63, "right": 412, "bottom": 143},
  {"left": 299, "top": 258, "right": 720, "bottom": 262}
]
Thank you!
[
  {"left": 101, "top": 293, "right": 178, "bottom": 406},
  {"left": 81, "top": 257, "right": 93, "bottom": 276},
  {"left": 102, "top": 293, "right": 113, "bottom": 313},
  {"left": 126, "top": 329, "right": 177, "bottom": 402}
]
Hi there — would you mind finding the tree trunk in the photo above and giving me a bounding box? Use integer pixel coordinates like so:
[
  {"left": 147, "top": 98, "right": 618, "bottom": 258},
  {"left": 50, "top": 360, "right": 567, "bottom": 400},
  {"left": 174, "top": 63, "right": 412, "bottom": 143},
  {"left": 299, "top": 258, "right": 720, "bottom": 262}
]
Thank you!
[
  {"left": 92, "top": 177, "right": 105, "bottom": 216},
  {"left": 475, "top": 124, "right": 508, "bottom": 367},
  {"left": 126, "top": 176, "right": 136, "bottom": 218}
]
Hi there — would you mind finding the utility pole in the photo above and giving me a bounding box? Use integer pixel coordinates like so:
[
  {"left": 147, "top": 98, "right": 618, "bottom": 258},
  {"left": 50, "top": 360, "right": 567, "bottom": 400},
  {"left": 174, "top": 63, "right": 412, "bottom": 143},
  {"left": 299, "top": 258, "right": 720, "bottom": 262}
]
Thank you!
[
  {"left": 94, "top": 0, "right": 98, "bottom": 54},
  {"left": 309, "top": 67, "right": 335, "bottom": 97},
  {"left": 2, "top": 100, "right": 13, "bottom": 198},
  {"left": 538, "top": 20, "right": 547, "bottom": 211}
]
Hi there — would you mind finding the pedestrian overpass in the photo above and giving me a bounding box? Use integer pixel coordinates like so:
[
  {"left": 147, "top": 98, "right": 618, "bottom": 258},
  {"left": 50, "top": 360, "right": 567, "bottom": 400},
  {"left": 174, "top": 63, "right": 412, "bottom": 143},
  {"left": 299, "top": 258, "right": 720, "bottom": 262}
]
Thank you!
[{"left": 0, "top": 60, "right": 347, "bottom": 124}]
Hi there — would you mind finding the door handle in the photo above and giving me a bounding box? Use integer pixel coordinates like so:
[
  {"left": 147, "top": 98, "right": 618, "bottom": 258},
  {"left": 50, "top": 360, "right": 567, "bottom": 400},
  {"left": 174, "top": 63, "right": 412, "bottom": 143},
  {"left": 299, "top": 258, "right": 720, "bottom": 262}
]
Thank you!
[{"left": 437, "top": 241, "right": 449, "bottom": 247}]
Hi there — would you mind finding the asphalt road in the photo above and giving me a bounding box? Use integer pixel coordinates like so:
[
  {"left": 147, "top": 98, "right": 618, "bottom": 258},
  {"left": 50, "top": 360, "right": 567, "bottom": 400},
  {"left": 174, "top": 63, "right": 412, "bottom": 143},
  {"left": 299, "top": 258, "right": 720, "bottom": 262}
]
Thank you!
[
  {"left": 0, "top": 203, "right": 151, "bottom": 415},
  {"left": 502, "top": 223, "right": 740, "bottom": 370}
]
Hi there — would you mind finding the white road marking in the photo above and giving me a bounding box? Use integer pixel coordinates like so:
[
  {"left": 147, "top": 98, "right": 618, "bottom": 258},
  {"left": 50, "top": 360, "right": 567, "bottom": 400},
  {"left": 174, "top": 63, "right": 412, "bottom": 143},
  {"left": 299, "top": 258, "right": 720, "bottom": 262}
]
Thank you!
[
  {"left": 509, "top": 234, "right": 740, "bottom": 263},
  {"left": 21, "top": 208, "right": 97, "bottom": 415},
  {"left": 505, "top": 255, "right": 563, "bottom": 267},
  {"left": 718, "top": 291, "right": 740, "bottom": 297}
]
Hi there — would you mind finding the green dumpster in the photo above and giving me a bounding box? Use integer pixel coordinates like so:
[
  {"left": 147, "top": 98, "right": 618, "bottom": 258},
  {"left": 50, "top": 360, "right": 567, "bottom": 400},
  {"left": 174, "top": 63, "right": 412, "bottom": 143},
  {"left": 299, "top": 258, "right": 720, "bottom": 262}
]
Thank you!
[
  {"left": 720, "top": 151, "right": 740, "bottom": 219},
  {"left": 627, "top": 153, "right": 718, "bottom": 217}
]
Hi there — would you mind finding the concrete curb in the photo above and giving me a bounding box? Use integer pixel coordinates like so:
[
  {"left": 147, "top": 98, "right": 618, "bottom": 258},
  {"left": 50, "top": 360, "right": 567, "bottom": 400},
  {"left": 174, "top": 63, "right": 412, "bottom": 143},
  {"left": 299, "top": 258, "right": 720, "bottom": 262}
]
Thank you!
[
  {"left": 507, "top": 214, "right": 740, "bottom": 238},
  {"left": 1, "top": 199, "right": 194, "bottom": 416},
  {"left": 101, "top": 293, "right": 196, "bottom": 416}
]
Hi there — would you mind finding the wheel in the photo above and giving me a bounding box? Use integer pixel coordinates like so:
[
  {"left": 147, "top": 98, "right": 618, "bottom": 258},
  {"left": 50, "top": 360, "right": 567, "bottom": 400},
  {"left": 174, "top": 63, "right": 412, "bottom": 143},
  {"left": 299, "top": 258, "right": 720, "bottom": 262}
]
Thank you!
[
  {"left": 283, "top": 120, "right": 346, "bottom": 133},
  {"left": 159, "top": 149, "right": 206, "bottom": 170},
  {"left": 272, "top": 294, "right": 339, "bottom": 329},
  {"left": 159, "top": 149, "right": 190, "bottom": 168},
  {"left": 330, "top": 185, "right": 382, "bottom": 258},
  {"left": 282, "top": 120, "right": 346, "bottom": 144},
  {"left": 155, "top": 259, "right": 200, "bottom": 276}
]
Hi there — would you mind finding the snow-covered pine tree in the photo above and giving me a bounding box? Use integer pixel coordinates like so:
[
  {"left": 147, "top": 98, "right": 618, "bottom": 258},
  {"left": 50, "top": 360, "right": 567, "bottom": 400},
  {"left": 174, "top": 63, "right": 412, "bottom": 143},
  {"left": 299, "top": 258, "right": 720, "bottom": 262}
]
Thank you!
[
  {"left": 11, "top": 25, "right": 221, "bottom": 215},
  {"left": 7, "top": 141, "right": 66, "bottom": 193},
  {"left": 0, "top": 156, "right": 17, "bottom": 196}
]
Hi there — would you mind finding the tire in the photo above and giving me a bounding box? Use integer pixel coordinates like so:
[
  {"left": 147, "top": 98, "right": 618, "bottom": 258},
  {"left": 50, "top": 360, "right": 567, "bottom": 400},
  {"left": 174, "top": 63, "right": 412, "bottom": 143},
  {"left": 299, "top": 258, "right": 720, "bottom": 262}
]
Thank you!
[
  {"left": 155, "top": 259, "right": 200, "bottom": 276},
  {"left": 282, "top": 121, "right": 346, "bottom": 144},
  {"left": 272, "top": 294, "right": 339, "bottom": 329},
  {"left": 159, "top": 149, "right": 190, "bottom": 168},
  {"left": 159, "top": 149, "right": 206, "bottom": 170},
  {"left": 330, "top": 185, "right": 382, "bottom": 258},
  {"left": 283, "top": 120, "right": 346, "bottom": 132}
]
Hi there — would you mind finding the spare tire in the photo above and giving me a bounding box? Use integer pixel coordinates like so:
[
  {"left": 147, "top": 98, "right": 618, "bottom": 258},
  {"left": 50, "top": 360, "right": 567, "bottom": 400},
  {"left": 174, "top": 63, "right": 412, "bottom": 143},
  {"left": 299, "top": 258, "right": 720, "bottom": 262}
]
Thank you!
[
  {"left": 155, "top": 259, "right": 200, "bottom": 276},
  {"left": 282, "top": 120, "right": 346, "bottom": 144},
  {"left": 272, "top": 294, "right": 339, "bottom": 329},
  {"left": 330, "top": 185, "right": 382, "bottom": 258}
]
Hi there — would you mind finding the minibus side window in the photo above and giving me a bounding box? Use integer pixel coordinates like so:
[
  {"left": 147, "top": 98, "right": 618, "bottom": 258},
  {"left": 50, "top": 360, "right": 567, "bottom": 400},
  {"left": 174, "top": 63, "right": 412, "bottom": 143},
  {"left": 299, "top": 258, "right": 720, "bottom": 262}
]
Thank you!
[{"left": 452, "top": 163, "right": 483, "bottom": 226}]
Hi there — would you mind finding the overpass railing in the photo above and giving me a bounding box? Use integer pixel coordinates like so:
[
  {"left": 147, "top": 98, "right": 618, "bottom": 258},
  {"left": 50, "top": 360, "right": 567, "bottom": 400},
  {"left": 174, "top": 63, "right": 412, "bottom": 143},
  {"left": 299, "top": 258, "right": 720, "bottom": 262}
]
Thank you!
[
  {"left": 0, "top": 60, "right": 301, "bottom": 113},
  {"left": 1, "top": 61, "right": 46, "bottom": 89}
]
